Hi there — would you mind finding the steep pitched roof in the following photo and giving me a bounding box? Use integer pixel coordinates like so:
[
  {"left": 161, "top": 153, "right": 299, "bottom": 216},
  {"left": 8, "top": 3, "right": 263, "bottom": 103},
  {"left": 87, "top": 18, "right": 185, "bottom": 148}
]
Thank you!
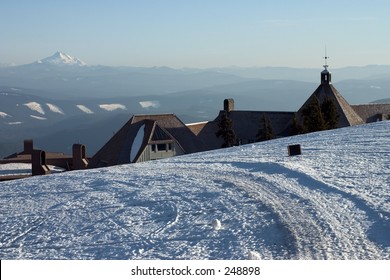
[
  {"left": 189, "top": 120, "right": 223, "bottom": 151},
  {"left": 88, "top": 117, "right": 142, "bottom": 167},
  {"left": 89, "top": 114, "right": 201, "bottom": 168},
  {"left": 132, "top": 114, "right": 201, "bottom": 153},
  {"left": 297, "top": 69, "right": 364, "bottom": 127}
]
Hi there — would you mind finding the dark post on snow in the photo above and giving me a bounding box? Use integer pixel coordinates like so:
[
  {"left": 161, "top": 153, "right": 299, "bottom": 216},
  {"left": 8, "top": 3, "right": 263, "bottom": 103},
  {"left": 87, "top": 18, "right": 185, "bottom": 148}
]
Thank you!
[
  {"left": 32, "top": 149, "right": 51, "bottom": 176},
  {"left": 288, "top": 144, "right": 302, "bottom": 156}
]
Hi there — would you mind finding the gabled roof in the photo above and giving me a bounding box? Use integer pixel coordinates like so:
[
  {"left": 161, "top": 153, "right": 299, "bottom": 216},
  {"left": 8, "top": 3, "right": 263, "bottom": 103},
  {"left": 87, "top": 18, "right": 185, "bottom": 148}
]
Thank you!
[
  {"left": 151, "top": 124, "right": 173, "bottom": 141},
  {"left": 189, "top": 120, "right": 223, "bottom": 151},
  {"left": 297, "top": 78, "right": 364, "bottom": 127},
  {"left": 89, "top": 114, "right": 201, "bottom": 168},
  {"left": 128, "top": 119, "right": 184, "bottom": 163}
]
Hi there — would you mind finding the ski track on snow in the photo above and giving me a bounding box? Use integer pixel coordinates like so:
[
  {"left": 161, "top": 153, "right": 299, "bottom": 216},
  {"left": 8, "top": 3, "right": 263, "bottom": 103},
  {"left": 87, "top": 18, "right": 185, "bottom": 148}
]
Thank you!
[{"left": 0, "top": 122, "right": 389, "bottom": 259}]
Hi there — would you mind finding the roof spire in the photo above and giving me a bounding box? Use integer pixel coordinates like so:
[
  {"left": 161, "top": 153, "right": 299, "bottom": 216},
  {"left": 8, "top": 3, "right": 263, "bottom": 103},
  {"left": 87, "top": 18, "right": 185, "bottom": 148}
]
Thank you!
[
  {"left": 323, "top": 46, "right": 329, "bottom": 70},
  {"left": 321, "top": 46, "right": 332, "bottom": 84}
]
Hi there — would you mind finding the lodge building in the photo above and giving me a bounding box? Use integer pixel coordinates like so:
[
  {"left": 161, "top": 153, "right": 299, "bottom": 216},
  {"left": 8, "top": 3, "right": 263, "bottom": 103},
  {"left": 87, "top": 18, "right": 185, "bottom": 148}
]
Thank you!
[
  {"left": 2, "top": 64, "right": 390, "bottom": 175},
  {"left": 89, "top": 64, "right": 390, "bottom": 167}
]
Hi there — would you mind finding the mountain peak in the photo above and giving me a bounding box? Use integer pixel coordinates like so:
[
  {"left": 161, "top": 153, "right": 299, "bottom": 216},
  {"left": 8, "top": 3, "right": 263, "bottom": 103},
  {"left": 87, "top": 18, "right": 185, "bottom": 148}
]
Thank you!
[{"left": 36, "top": 51, "right": 86, "bottom": 66}]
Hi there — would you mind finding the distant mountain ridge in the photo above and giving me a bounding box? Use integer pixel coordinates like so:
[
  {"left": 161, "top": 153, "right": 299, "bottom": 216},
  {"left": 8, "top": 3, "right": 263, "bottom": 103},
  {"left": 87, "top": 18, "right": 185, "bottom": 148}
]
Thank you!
[{"left": 1, "top": 52, "right": 390, "bottom": 99}]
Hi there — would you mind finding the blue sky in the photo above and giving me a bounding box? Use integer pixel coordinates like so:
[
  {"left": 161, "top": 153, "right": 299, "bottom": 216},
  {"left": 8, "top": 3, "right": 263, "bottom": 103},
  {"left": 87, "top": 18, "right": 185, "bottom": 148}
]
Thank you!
[{"left": 1, "top": 0, "right": 390, "bottom": 68}]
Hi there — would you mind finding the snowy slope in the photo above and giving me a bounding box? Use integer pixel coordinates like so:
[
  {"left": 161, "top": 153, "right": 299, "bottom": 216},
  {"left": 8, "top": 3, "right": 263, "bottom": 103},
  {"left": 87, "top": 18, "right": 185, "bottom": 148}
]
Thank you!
[{"left": 0, "top": 122, "right": 389, "bottom": 260}]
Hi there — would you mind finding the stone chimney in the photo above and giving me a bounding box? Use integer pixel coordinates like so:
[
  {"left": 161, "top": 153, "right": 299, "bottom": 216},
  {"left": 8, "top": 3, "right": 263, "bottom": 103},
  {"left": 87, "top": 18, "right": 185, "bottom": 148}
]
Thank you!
[
  {"left": 24, "top": 139, "right": 33, "bottom": 154},
  {"left": 224, "top": 98, "right": 234, "bottom": 113}
]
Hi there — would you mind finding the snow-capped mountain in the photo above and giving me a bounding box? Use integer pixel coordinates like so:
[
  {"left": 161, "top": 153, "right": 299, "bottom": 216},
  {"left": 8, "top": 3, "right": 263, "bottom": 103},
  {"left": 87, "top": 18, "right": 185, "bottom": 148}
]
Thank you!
[
  {"left": 35, "top": 51, "right": 86, "bottom": 66},
  {"left": 1, "top": 121, "right": 389, "bottom": 260}
]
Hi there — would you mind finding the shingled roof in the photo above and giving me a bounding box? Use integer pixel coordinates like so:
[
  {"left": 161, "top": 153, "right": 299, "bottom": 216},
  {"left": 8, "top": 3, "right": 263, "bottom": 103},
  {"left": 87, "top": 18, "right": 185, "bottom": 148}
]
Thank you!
[
  {"left": 351, "top": 103, "right": 390, "bottom": 123},
  {"left": 89, "top": 114, "right": 202, "bottom": 168},
  {"left": 89, "top": 64, "right": 388, "bottom": 168},
  {"left": 297, "top": 68, "right": 364, "bottom": 127}
]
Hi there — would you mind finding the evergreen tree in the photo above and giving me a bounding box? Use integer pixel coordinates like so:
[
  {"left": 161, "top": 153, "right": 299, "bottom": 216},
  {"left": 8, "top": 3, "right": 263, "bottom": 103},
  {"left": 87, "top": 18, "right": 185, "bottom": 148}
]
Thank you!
[
  {"left": 256, "top": 113, "right": 274, "bottom": 141},
  {"left": 321, "top": 97, "right": 339, "bottom": 129},
  {"left": 216, "top": 111, "right": 237, "bottom": 148},
  {"left": 302, "top": 96, "right": 326, "bottom": 133},
  {"left": 290, "top": 112, "right": 304, "bottom": 136}
]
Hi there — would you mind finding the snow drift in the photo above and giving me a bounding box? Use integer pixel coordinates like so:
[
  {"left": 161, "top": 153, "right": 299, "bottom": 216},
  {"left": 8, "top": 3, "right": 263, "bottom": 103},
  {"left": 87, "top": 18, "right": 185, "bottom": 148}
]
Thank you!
[{"left": 0, "top": 122, "right": 389, "bottom": 260}]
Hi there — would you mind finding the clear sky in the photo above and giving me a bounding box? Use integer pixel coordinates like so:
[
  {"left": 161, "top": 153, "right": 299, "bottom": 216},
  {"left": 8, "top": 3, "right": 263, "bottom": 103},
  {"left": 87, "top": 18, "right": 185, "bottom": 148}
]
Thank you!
[{"left": 1, "top": 0, "right": 390, "bottom": 68}]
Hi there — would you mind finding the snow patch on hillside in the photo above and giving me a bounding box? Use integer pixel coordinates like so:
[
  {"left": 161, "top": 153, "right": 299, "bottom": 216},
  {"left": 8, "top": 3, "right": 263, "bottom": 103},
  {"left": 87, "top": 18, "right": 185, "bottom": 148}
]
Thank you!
[
  {"left": 46, "top": 103, "right": 64, "bottom": 115},
  {"left": 6, "top": 121, "right": 22, "bottom": 125},
  {"left": 30, "top": 115, "right": 47, "bottom": 120},
  {"left": 99, "top": 104, "right": 127, "bottom": 111},
  {"left": 76, "top": 105, "right": 94, "bottom": 114},
  {"left": 23, "top": 102, "right": 45, "bottom": 115},
  {"left": 139, "top": 100, "right": 160, "bottom": 109},
  {"left": 0, "top": 112, "right": 11, "bottom": 118}
]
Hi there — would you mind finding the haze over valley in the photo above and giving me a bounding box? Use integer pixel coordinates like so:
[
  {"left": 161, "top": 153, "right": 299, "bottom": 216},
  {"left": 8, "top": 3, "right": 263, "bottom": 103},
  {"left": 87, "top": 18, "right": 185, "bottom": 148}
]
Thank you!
[{"left": 1, "top": 52, "right": 390, "bottom": 158}]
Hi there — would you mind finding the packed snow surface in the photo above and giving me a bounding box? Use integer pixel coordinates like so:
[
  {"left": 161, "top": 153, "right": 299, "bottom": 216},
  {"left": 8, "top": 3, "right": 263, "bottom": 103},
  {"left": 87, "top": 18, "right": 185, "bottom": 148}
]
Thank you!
[
  {"left": 0, "top": 122, "right": 389, "bottom": 260},
  {"left": 0, "top": 163, "right": 65, "bottom": 177}
]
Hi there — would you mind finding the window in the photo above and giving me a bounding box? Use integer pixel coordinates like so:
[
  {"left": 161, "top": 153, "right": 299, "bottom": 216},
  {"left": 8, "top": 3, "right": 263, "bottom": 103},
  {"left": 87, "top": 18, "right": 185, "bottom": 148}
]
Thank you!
[
  {"left": 151, "top": 143, "right": 173, "bottom": 152},
  {"left": 157, "top": 144, "right": 166, "bottom": 151}
]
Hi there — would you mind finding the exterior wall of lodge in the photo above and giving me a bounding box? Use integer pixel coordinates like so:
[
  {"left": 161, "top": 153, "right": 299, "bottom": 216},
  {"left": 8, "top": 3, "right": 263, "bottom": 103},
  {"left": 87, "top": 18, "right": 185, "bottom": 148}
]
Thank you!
[{"left": 135, "top": 141, "right": 184, "bottom": 163}]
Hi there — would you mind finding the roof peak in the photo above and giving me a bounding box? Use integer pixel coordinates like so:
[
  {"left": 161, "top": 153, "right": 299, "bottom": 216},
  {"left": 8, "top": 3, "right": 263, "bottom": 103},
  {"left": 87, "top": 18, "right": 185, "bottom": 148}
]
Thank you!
[{"left": 321, "top": 49, "right": 331, "bottom": 84}]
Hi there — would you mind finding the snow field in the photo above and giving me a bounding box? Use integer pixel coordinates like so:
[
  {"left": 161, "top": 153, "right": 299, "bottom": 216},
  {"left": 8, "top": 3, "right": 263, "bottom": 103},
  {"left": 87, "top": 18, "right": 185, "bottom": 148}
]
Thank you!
[{"left": 0, "top": 121, "right": 389, "bottom": 260}]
